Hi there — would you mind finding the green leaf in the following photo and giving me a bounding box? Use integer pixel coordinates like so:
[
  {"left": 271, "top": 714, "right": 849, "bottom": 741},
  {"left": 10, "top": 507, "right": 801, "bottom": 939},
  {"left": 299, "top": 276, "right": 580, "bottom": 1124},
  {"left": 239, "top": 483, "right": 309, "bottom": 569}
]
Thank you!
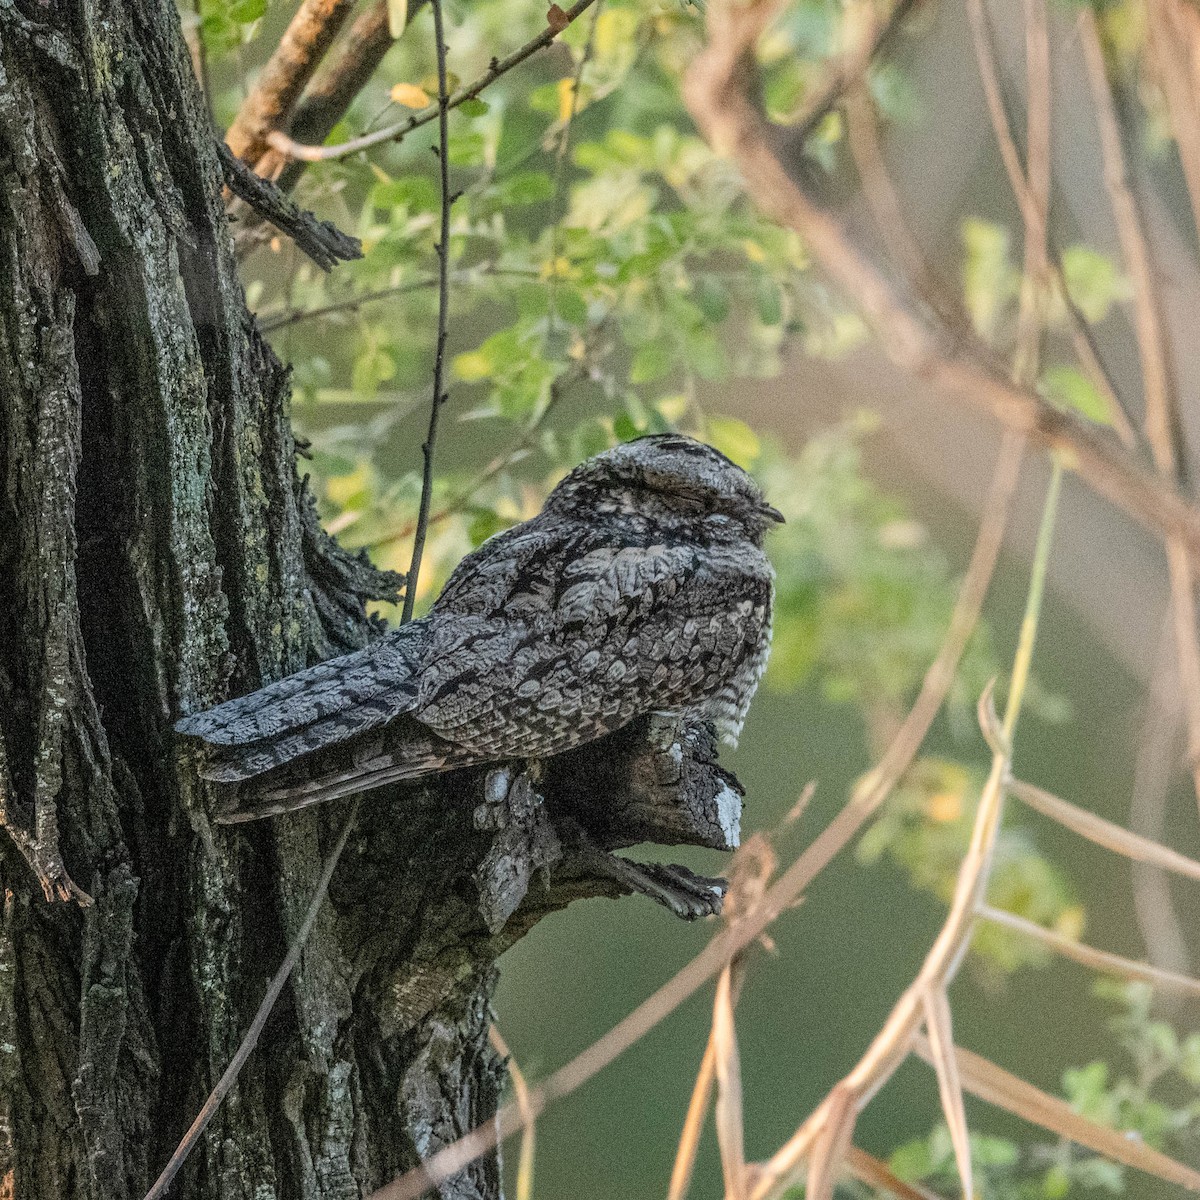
[
  {"left": 467, "top": 508, "right": 508, "bottom": 547},
  {"left": 630, "top": 341, "right": 672, "bottom": 384},
  {"left": 1040, "top": 365, "right": 1112, "bottom": 426},
  {"left": 962, "top": 217, "right": 1019, "bottom": 338},
  {"left": 1061, "top": 244, "right": 1130, "bottom": 323},
  {"left": 706, "top": 415, "right": 761, "bottom": 468},
  {"left": 387, "top": 0, "right": 408, "bottom": 38},
  {"left": 230, "top": 0, "right": 266, "bottom": 21},
  {"left": 458, "top": 97, "right": 490, "bottom": 117},
  {"left": 695, "top": 275, "right": 730, "bottom": 323},
  {"left": 447, "top": 130, "right": 485, "bottom": 167}
]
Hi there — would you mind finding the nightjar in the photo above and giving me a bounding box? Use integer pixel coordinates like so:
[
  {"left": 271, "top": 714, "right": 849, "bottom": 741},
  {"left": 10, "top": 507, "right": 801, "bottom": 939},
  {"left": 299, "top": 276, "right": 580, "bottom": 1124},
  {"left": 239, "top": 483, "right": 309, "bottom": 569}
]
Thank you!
[{"left": 176, "top": 434, "right": 783, "bottom": 822}]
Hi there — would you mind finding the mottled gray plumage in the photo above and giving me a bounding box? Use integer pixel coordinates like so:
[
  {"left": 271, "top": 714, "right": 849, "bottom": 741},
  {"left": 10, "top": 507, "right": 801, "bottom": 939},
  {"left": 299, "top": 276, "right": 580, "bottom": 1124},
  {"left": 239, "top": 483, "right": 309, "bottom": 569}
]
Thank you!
[{"left": 176, "top": 434, "right": 782, "bottom": 821}]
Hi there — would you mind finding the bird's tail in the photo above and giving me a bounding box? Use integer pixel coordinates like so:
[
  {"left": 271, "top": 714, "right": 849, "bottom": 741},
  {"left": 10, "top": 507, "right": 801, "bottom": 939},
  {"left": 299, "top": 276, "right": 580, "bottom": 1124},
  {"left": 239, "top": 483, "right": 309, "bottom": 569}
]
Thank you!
[
  {"left": 211, "top": 719, "right": 480, "bottom": 823},
  {"left": 175, "top": 622, "right": 429, "bottom": 785}
]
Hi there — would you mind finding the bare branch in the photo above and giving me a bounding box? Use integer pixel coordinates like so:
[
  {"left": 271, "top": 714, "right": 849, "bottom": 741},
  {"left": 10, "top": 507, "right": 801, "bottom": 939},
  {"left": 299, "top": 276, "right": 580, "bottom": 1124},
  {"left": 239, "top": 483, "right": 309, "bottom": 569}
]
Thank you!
[
  {"left": 218, "top": 142, "right": 361, "bottom": 269},
  {"left": 978, "top": 904, "right": 1200, "bottom": 998},
  {"left": 712, "top": 964, "right": 748, "bottom": 1200},
  {"left": 921, "top": 988, "right": 973, "bottom": 1200},
  {"left": 268, "top": 0, "right": 602, "bottom": 164},
  {"left": 226, "top": 0, "right": 359, "bottom": 166},
  {"left": 489, "top": 1027, "right": 537, "bottom": 1200},
  {"left": 1008, "top": 776, "right": 1200, "bottom": 881},
  {"left": 912, "top": 1034, "right": 1200, "bottom": 1191},
  {"left": 843, "top": 1146, "right": 949, "bottom": 1200},
  {"left": 788, "top": 0, "right": 921, "bottom": 146},
  {"left": 1081, "top": 7, "right": 1200, "bottom": 814}
]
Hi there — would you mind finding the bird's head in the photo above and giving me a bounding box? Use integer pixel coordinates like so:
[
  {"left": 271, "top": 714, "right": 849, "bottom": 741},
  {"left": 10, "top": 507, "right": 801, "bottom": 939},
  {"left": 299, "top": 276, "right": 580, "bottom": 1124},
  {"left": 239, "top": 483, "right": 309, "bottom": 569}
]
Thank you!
[{"left": 546, "top": 433, "right": 784, "bottom": 542}]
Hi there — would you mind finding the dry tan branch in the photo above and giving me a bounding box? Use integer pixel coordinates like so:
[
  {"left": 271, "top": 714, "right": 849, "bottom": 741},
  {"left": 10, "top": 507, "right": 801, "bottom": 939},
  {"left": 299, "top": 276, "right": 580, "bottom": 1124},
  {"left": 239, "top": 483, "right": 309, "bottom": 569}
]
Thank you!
[
  {"left": 912, "top": 1034, "right": 1200, "bottom": 1191},
  {"left": 682, "top": 0, "right": 1200, "bottom": 562},
  {"left": 1080, "top": 8, "right": 1200, "bottom": 813},
  {"left": 1008, "top": 776, "right": 1200, "bottom": 880},
  {"left": 843, "top": 1145, "right": 948, "bottom": 1200},
  {"left": 489, "top": 1027, "right": 537, "bottom": 1200},
  {"left": 978, "top": 904, "right": 1200, "bottom": 998}
]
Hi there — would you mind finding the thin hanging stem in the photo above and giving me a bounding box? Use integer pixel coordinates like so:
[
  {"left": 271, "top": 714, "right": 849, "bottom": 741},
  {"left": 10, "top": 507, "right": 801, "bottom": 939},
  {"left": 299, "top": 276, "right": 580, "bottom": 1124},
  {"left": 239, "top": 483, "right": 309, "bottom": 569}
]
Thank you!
[{"left": 402, "top": 0, "right": 454, "bottom": 623}]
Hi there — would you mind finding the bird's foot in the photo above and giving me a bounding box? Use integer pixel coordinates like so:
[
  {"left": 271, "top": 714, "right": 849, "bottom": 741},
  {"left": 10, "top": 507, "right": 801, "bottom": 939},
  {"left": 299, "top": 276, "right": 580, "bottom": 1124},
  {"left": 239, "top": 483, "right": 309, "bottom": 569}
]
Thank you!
[{"left": 562, "top": 821, "right": 725, "bottom": 920}]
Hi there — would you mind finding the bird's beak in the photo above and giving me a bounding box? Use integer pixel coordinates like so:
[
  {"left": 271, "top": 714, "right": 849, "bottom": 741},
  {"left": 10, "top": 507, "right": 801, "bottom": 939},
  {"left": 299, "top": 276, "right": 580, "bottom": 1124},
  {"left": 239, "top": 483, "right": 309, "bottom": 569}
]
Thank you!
[{"left": 758, "top": 501, "right": 786, "bottom": 525}]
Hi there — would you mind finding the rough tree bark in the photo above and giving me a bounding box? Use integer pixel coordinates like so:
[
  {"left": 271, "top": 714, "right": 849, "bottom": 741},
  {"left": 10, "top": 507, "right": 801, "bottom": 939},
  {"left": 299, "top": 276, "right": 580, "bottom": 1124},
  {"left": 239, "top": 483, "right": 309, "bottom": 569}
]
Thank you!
[{"left": 0, "top": 4, "right": 739, "bottom": 1199}]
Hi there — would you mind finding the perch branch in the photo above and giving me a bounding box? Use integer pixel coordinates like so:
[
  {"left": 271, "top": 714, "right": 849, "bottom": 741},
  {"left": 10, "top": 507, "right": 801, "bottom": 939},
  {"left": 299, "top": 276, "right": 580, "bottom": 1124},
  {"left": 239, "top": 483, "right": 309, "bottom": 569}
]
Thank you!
[{"left": 267, "top": 0, "right": 601, "bottom": 163}]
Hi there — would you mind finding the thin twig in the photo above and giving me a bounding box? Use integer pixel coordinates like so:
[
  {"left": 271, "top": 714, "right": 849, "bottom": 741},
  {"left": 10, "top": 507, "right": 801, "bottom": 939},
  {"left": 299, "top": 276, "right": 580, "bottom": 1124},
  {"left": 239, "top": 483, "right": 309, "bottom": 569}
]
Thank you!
[
  {"left": 257, "top": 264, "right": 530, "bottom": 332},
  {"left": 489, "top": 1027, "right": 537, "bottom": 1200},
  {"left": 401, "top": 0, "right": 454, "bottom": 623},
  {"left": 1080, "top": 8, "right": 1200, "bottom": 814},
  {"left": 1147, "top": 0, "right": 1200, "bottom": 261},
  {"left": 978, "top": 904, "right": 1200, "bottom": 998},
  {"left": 911, "top": 1034, "right": 1200, "bottom": 1191},
  {"left": 1130, "top": 613, "right": 1194, "bottom": 978},
  {"left": 546, "top": 0, "right": 603, "bottom": 346},
  {"left": 843, "top": 1145, "right": 949, "bottom": 1200},
  {"left": 268, "top": 0, "right": 602, "bottom": 163},
  {"left": 1007, "top": 776, "right": 1200, "bottom": 881},
  {"left": 142, "top": 800, "right": 360, "bottom": 1200},
  {"left": 369, "top": 331, "right": 604, "bottom": 553},
  {"left": 789, "top": 0, "right": 921, "bottom": 145},
  {"left": 364, "top": 432, "right": 1022, "bottom": 1200}
]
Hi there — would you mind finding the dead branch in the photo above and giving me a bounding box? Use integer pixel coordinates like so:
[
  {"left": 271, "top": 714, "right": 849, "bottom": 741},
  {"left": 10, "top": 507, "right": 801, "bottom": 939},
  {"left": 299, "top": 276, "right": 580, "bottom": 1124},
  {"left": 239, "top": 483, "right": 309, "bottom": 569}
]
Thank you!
[
  {"left": 217, "top": 142, "right": 361, "bottom": 269},
  {"left": 978, "top": 904, "right": 1200, "bottom": 998},
  {"left": 1081, "top": 8, "right": 1200, "bottom": 814},
  {"left": 1008, "top": 776, "right": 1200, "bottom": 880},
  {"left": 912, "top": 1035, "right": 1200, "bottom": 1191}
]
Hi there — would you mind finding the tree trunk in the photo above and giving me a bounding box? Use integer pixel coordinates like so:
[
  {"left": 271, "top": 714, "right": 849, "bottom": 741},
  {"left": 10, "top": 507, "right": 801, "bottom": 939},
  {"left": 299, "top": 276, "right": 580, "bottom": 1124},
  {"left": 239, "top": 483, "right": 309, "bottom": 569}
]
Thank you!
[{"left": 0, "top": 4, "right": 737, "bottom": 1199}]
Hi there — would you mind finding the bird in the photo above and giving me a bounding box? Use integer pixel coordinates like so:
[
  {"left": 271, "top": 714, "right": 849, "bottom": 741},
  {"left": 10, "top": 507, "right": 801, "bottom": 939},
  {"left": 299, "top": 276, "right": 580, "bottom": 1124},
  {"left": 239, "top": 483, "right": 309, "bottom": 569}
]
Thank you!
[{"left": 175, "top": 433, "right": 783, "bottom": 823}]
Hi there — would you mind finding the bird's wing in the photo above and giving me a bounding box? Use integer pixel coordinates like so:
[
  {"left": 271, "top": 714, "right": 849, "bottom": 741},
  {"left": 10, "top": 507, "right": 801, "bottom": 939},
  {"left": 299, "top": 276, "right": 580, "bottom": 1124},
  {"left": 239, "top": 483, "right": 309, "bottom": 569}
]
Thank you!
[
  {"left": 414, "top": 539, "right": 773, "bottom": 758},
  {"left": 174, "top": 621, "right": 427, "bottom": 782}
]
